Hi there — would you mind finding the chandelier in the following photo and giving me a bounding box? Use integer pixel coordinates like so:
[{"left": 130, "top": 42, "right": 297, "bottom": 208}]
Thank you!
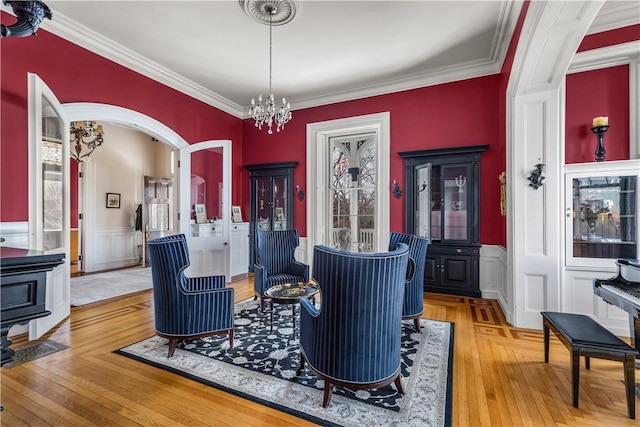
[
  {"left": 245, "top": 0, "right": 295, "bottom": 134},
  {"left": 70, "top": 121, "right": 105, "bottom": 162}
]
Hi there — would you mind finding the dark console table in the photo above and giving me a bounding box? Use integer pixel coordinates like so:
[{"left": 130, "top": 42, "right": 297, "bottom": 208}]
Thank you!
[{"left": 1, "top": 247, "right": 65, "bottom": 365}]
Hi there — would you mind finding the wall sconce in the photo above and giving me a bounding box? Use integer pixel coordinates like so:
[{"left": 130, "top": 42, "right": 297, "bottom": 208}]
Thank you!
[
  {"left": 296, "top": 185, "right": 305, "bottom": 201},
  {"left": 591, "top": 116, "right": 609, "bottom": 162},
  {"left": 527, "top": 163, "right": 545, "bottom": 190},
  {"left": 1, "top": 1, "right": 52, "bottom": 38},
  {"left": 498, "top": 171, "right": 506, "bottom": 216},
  {"left": 392, "top": 180, "right": 402, "bottom": 199}
]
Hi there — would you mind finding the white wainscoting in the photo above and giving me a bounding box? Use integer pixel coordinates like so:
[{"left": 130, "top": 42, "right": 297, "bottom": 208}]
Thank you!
[
  {"left": 563, "top": 268, "right": 630, "bottom": 337},
  {"left": 479, "top": 245, "right": 511, "bottom": 323},
  {"left": 296, "top": 237, "right": 308, "bottom": 265},
  {"left": 0, "top": 221, "right": 29, "bottom": 249},
  {"left": 87, "top": 227, "right": 140, "bottom": 272}
]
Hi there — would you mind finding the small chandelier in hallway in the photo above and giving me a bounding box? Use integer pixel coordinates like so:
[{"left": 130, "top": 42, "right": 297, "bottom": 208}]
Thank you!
[
  {"left": 244, "top": 0, "right": 296, "bottom": 134},
  {"left": 70, "top": 121, "right": 104, "bottom": 162}
]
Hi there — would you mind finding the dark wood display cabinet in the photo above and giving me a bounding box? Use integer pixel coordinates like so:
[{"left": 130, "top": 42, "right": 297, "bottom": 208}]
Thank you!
[
  {"left": 244, "top": 161, "right": 298, "bottom": 271},
  {"left": 399, "top": 145, "right": 487, "bottom": 297}
]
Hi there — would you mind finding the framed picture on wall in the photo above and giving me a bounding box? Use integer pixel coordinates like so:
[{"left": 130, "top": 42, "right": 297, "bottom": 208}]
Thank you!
[
  {"left": 194, "top": 204, "right": 207, "bottom": 223},
  {"left": 231, "top": 206, "right": 243, "bottom": 222},
  {"left": 106, "top": 193, "right": 121, "bottom": 209}
]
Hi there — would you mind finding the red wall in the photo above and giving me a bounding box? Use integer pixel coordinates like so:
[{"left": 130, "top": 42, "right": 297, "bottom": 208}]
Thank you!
[
  {"left": 0, "top": 12, "right": 244, "bottom": 223},
  {"left": 565, "top": 65, "right": 630, "bottom": 164},
  {"left": 577, "top": 24, "right": 640, "bottom": 52},
  {"left": 242, "top": 75, "right": 504, "bottom": 245}
]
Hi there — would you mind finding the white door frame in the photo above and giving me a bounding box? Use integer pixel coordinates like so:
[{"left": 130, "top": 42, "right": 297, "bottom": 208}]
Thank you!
[
  {"left": 306, "top": 112, "right": 391, "bottom": 265},
  {"left": 61, "top": 103, "right": 188, "bottom": 272}
]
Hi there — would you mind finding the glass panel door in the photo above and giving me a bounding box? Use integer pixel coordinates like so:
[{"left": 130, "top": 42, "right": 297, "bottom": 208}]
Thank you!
[
  {"left": 329, "top": 135, "right": 376, "bottom": 251},
  {"left": 414, "top": 163, "right": 431, "bottom": 237},
  {"left": 179, "top": 140, "right": 231, "bottom": 278},
  {"left": 28, "top": 73, "right": 71, "bottom": 339}
]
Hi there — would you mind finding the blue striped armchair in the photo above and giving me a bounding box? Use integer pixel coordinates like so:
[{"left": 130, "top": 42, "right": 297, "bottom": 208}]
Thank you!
[
  {"left": 298, "top": 243, "right": 410, "bottom": 407},
  {"left": 389, "top": 232, "right": 430, "bottom": 332},
  {"left": 254, "top": 229, "right": 309, "bottom": 310},
  {"left": 148, "top": 234, "right": 234, "bottom": 358}
]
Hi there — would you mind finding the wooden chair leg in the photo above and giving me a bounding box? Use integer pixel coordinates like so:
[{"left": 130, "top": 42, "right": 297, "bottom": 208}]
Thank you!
[
  {"left": 322, "top": 382, "right": 333, "bottom": 408},
  {"left": 623, "top": 354, "right": 636, "bottom": 420},
  {"left": 413, "top": 318, "right": 421, "bottom": 333},
  {"left": 394, "top": 374, "right": 404, "bottom": 395},
  {"left": 571, "top": 349, "right": 580, "bottom": 408},
  {"left": 297, "top": 352, "right": 306, "bottom": 374},
  {"left": 167, "top": 338, "right": 177, "bottom": 358},
  {"left": 228, "top": 329, "right": 234, "bottom": 348}
]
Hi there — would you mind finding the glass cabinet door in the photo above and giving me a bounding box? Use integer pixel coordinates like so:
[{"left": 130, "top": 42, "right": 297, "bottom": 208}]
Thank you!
[
  {"left": 256, "top": 177, "right": 271, "bottom": 230},
  {"left": 273, "top": 176, "right": 288, "bottom": 230},
  {"left": 571, "top": 175, "right": 637, "bottom": 260},
  {"left": 414, "top": 164, "right": 431, "bottom": 237},
  {"left": 442, "top": 166, "right": 468, "bottom": 241}
]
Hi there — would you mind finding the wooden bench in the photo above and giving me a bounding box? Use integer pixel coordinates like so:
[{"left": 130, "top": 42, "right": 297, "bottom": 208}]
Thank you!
[{"left": 541, "top": 311, "right": 638, "bottom": 419}]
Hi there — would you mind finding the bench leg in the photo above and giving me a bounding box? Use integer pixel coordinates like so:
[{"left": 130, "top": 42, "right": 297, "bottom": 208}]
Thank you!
[
  {"left": 623, "top": 354, "right": 636, "bottom": 420},
  {"left": 571, "top": 349, "right": 580, "bottom": 408},
  {"left": 544, "top": 323, "right": 550, "bottom": 363}
]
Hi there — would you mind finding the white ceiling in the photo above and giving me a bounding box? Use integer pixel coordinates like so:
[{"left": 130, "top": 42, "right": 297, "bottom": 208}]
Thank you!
[{"left": 7, "top": 1, "right": 640, "bottom": 118}]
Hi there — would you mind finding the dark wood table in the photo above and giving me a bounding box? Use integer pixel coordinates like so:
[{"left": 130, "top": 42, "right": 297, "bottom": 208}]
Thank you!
[{"left": 265, "top": 282, "right": 319, "bottom": 335}]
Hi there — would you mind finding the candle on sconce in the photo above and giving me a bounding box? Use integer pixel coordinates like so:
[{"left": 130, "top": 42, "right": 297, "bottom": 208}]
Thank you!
[{"left": 592, "top": 116, "right": 608, "bottom": 127}]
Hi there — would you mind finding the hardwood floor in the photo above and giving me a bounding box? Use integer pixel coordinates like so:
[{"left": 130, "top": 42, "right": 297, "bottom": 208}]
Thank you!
[{"left": 1, "top": 278, "right": 637, "bottom": 426}]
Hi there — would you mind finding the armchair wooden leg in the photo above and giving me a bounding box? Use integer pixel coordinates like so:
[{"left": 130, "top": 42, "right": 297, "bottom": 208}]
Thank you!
[
  {"left": 167, "top": 338, "right": 177, "bottom": 358},
  {"left": 413, "top": 318, "right": 421, "bottom": 333},
  {"left": 322, "top": 382, "right": 333, "bottom": 408},
  {"left": 394, "top": 374, "right": 404, "bottom": 395},
  {"left": 228, "top": 329, "right": 234, "bottom": 349},
  {"left": 297, "top": 352, "right": 306, "bottom": 374}
]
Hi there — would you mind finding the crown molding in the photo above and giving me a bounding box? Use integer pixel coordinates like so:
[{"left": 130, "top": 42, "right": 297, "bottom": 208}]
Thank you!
[
  {"left": 568, "top": 41, "right": 640, "bottom": 74},
  {"left": 9, "top": 2, "right": 519, "bottom": 119},
  {"left": 39, "top": 11, "right": 245, "bottom": 118},
  {"left": 586, "top": 2, "right": 640, "bottom": 35}
]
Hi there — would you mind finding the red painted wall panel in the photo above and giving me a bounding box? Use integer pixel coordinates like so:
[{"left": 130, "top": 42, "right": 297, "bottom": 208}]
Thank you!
[
  {"left": 242, "top": 75, "right": 504, "bottom": 245},
  {"left": 0, "top": 13, "right": 243, "bottom": 223},
  {"left": 566, "top": 65, "right": 630, "bottom": 164},
  {"left": 578, "top": 24, "right": 640, "bottom": 52}
]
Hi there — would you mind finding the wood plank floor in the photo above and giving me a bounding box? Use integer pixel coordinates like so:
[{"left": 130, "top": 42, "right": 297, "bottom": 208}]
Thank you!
[{"left": 1, "top": 277, "right": 638, "bottom": 426}]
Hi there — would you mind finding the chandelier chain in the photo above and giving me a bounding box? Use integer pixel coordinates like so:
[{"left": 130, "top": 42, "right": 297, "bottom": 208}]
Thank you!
[{"left": 248, "top": 2, "right": 292, "bottom": 134}]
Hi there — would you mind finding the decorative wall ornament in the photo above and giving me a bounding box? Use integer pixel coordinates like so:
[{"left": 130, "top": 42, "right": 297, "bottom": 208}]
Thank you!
[
  {"left": 392, "top": 180, "right": 402, "bottom": 199},
  {"left": 527, "top": 163, "right": 545, "bottom": 190},
  {"left": 296, "top": 185, "right": 305, "bottom": 201},
  {"left": 498, "top": 171, "right": 506, "bottom": 216},
  {"left": 0, "top": 1, "right": 52, "bottom": 38}
]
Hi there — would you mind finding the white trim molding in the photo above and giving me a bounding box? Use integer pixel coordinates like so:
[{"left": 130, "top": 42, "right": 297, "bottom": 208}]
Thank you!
[
  {"left": 0, "top": 221, "right": 29, "bottom": 249},
  {"left": 480, "top": 245, "right": 510, "bottom": 323},
  {"left": 306, "top": 112, "right": 390, "bottom": 270}
]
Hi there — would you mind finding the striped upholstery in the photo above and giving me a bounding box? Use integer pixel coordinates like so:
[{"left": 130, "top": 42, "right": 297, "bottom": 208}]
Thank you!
[
  {"left": 388, "top": 232, "right": 430, "bottom": 332},
  {"left": 298, "top": 243, "right": 409, "bottom": 407},
  {"left": 254, "top": 230, "right": 309, "bottom": 309},
  {"left": 148, "top": 234, "right": 234, "bottom": 357}
]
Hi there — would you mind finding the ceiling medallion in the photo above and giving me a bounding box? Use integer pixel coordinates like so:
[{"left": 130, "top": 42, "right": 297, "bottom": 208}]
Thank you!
[{"left": 241, "top": 0, "right": 298, "bottom": 26}]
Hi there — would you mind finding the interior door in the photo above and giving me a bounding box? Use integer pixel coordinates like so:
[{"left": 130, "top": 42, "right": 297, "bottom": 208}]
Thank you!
[
  {"left": 179, "top": 140, "right": 231, "bottom": 279},
  {"left": 28, "top": 73, "right": 71, "bottom": 339},
  {"left": 143, "top": 175, "right": 174, "bottom": 267}
]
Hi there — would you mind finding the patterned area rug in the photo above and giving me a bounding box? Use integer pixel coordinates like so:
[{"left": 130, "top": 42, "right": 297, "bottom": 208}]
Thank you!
[
  {"left": 116, "top": 298, "right": 454, "bottom": 426},
  {"left": 71, "top": 267, "right": 152, "bottom": 306},
  {"left": 3, "top": 340, "right": 69, "bottom": 368}
]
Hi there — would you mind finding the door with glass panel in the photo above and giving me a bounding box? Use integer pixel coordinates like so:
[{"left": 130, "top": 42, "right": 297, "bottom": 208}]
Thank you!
[
  {"left": 179, "top": 140, "right": 231, "bottom": 279},
  {"left": 28, "top": 73, "right": 71, "bottom": 339},
  {"left": 329, "top": 134, "right": 376, "bottom": 252},
  {"left": 143, "top": 175, "right": 173, "bottom": 267}
]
